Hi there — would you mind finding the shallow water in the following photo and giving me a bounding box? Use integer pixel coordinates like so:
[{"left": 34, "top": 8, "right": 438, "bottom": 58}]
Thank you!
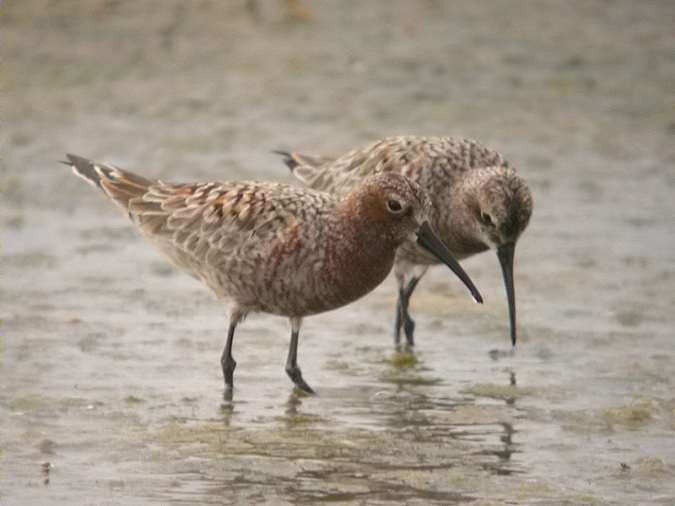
[{"left": 2, "top": 1, "right": 675, "bottom": 504}]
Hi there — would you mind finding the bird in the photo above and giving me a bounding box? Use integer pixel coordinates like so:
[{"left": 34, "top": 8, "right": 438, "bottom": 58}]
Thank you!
[
  {"left": 63, "top": 153, "right": 483, "bottom": 394},
  {"left": 276, "top": 136, "right": 532, "bottom": 349}
]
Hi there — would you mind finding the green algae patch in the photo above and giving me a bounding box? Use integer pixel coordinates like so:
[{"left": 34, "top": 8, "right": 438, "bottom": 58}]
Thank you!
[
  {"left": 124, "top": 395, "right": 144, "bottom": 405},
  {"left": 9, "top": 394, "right": 50, "bottom": 412},
  {"left": 386, "top": 351, "right": 418, "bottom": 368},
  {"left": 379, "top": 371, "right": 443, "bottom": 387},
  {"left": 379, "top": 350, "right": 443, "bottom": 385},
  {"left": 635, "top": 456, "right": 672, "bottom": 478},
  {"left": 283, "top": 413, "right": 324, "bottom": 425},
  {"left": 558, "top": 399, "right": 662, "bottom": 435},
  {"left": 463, "top": 383, "right": 538, "bottom": 401},
  {"left": 149, "top": 419, "right": 238, "bottom": 453},
  {"left": 512, "top": 479, "right": 558, "bottom": 500},
  {"left": 602, "top": 401, "right": 652, "bottom": 427}
]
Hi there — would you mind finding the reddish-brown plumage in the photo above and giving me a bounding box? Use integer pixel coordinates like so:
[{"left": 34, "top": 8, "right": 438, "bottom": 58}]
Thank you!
[{"left": 65, "top": 153, "right": 479, "bottom": 393}]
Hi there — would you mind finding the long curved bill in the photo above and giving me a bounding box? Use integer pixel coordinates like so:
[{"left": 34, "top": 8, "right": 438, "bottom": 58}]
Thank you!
[
  {"left": 416, "top": 221, "right": 483, "bottom": 304},
  {"left": 497, "top": 242, "right": 517, "bottom": 347}
]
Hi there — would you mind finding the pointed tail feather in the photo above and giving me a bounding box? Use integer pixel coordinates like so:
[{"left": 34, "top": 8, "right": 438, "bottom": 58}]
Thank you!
[
  {"left": 272, "top": 150, "right": 300, "bottom": 172},
  {"left": 63, "top": 153, "right": 155, "bottom": 210},
  {"left": 63, "top": 153, "right": 104, "bottom": 189},
  {"left": 272, "top": 149, "right": 335, "bottom": 187},
  {"left": 273, "top": 150, "right": 335, "bottom": 172}
]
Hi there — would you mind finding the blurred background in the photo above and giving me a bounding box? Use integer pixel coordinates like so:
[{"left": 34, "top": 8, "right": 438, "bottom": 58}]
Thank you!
[{"left": 2, "top": 1, "right": 674, "bottom": 504}]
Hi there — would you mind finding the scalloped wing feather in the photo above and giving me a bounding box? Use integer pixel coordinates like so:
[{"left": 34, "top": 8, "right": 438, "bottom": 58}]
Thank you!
[
  {"left": 125, "top": 181, "right": 312, "bottom": 278},
  {"left": 286, "top": 136, "right": 510, "bottom": 194}
]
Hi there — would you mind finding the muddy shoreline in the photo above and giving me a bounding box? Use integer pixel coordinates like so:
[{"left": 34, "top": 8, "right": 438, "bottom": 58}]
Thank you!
[{"left": 3, "top": 1, "right": 675, "bottom": 504}]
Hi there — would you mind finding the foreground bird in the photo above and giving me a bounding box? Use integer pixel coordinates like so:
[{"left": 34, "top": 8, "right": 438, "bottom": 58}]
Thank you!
[
  {"left": 277, "top": 136, "right": 532, "bottom": 348},
  {"left": 64, "top": 154, "right": 483, "bottom": 393}
]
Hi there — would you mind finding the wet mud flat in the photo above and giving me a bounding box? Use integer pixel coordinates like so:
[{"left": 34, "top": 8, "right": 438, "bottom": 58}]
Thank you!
[{"left": 2, "top": 1, "right": 675, "bottom": 504}]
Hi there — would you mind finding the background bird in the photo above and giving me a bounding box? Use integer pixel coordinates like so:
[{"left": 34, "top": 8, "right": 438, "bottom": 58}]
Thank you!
[
  {"left": 64, "top": 153, "right": 483, "bottom": 394},
  {"left": 277, "top": 136, "right": 532, "bottom": 348}
]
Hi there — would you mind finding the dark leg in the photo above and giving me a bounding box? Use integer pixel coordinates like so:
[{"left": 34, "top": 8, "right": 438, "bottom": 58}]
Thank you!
[
  {"left": 285, "top": 318, "right": 314, "bottom": 394},
  {"left": 394, "top": 298, "right": 403, "bottom": 346},
  {"left": 221, "top": 320, "right": 238, "bottom": 391},
  {"left": 400, "top": 290, "right": 415, "bottom": 347},
  {"left": 397, "top": 277, "right": 421, "bottom": 347}
]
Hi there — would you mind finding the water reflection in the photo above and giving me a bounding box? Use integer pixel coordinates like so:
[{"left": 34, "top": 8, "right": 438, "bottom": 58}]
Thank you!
[
  {"left": 285, "top": 390, "right": 302, "bottom": 418},
  {"left": 41, "top": 461, "right": 51, "bottom": 486},
  {"left": 488, "top": 347, "right": 516, "bottom": 361},
  {"left": 506, "top": 369, "right": 517, "bottom": 405},
  {"left": 501, "top": 421, "right": 515, "bottom": 451},
  {"left": 222, "top": 388, "right": 234, "bottom": 404},
  {"left": 219, "top": 392, "right": 239, "bottom": 428},
  {"left": 475, "top": 421, "right": 520, "bottom": 475},
  {"left": 185, "top": 377, "right": 522, "bottom": 504}
]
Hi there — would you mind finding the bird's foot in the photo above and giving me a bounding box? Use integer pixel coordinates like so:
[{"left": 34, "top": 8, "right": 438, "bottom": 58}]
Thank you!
[
  {"left": 285, "top": 365, "right": 315, "bottom": 394},
  {"left": 403, "top": 317, "right": 415, "bottom": 347}
]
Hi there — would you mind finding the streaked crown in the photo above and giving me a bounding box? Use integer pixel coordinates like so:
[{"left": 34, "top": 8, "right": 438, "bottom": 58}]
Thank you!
[{"left": 471, "top": 167, "right": 532, "bottom": 247}]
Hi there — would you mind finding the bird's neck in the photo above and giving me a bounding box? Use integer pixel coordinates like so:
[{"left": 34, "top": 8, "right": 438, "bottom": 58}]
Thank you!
[{"left": 325, "top": 206, "right": 399, "bottom": 305}]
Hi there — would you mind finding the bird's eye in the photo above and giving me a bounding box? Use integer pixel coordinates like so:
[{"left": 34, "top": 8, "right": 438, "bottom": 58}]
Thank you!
[
  {"left": 387, "top": 199, "right": 404, "bottom": 213},
  {"left": 481, "top": 212, "right": 493, "bottom": 226}
]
